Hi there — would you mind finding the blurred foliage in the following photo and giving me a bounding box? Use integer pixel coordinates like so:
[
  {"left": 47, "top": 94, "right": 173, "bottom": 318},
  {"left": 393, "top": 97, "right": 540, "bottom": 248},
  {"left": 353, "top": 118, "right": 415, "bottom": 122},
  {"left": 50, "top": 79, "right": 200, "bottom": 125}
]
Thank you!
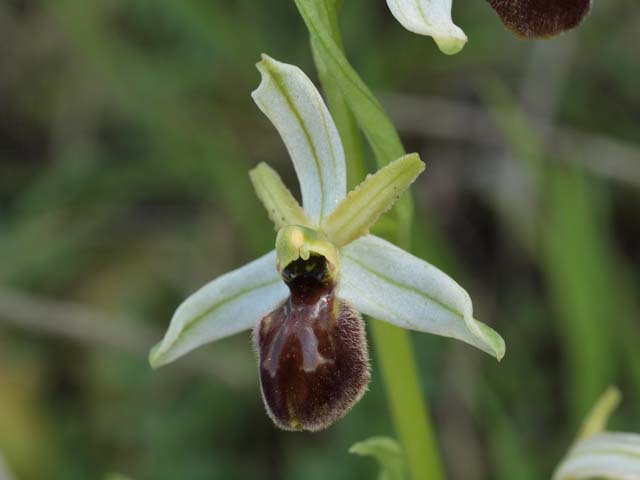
[{"left": 0, "top": 0, "right": 639, "bottom": 479}]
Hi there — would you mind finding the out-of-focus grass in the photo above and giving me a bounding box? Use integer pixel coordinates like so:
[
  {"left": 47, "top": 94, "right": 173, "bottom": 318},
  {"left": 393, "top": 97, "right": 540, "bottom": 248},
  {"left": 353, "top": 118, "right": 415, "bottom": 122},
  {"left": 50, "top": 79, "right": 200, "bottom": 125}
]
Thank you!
[{"left": 1, "top": 1, "right": 639, "bottom": 479}]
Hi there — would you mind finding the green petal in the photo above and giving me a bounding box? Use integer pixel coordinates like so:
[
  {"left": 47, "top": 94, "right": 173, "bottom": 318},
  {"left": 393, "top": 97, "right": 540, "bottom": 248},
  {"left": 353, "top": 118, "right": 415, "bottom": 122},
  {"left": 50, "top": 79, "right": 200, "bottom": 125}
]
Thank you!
[
  {"left": 578, "top": 386, "right": 622, "bottom": 439},
  {"left": 321, "top": 154, "right": 425, "bottom": 247},
  {"left": 249, "top": 162, "right": 311, "bottom": 230},
  {"left": 339, "top": 235, "right": 505, "bottom": 361},
  {"left": 150, "top": 251, "right": 287, "bottom": 368},
  {"left": 252, "top": 55, "right": 346, "bottom": 223}
]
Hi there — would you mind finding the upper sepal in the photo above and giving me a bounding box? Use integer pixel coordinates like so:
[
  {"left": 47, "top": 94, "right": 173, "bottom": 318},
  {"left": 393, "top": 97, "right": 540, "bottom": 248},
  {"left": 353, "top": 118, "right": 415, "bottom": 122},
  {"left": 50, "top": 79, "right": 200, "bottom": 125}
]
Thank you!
[{"left": 252, "top": 54, "right": 346, "bottom": 223}]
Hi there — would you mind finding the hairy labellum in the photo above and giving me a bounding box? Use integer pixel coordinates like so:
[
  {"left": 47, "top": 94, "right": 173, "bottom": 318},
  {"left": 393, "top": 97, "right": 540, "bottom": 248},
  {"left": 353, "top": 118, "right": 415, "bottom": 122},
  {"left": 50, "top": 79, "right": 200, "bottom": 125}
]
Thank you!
[
  {"left": 487, "top": 0, "right": 592, "bottom": 38},
  {"left": 254, "top": 255, "right": 370, "bottom": 431}
]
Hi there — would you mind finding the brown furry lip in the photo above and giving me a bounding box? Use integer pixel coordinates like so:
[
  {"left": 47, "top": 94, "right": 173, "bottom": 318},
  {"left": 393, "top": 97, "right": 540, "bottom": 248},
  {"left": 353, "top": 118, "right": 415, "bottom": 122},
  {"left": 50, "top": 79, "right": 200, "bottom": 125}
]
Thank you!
[
  {"left": 486, "top": 0, "right": 592, "bottom": 38},
  {"left": 254, "top": 255, "right": 370, "bottom": 432}
]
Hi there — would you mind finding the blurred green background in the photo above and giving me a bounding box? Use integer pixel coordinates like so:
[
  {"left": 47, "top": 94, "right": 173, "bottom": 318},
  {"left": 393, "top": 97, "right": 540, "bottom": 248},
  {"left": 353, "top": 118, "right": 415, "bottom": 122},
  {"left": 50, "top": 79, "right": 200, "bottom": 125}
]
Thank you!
[{"left": 1, "top": 1, "right": 639, "bottom": 479}]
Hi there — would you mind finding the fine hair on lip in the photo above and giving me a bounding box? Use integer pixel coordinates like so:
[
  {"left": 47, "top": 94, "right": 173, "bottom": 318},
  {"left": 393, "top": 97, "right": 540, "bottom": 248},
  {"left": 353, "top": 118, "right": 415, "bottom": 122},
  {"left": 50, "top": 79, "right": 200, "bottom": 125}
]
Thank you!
[
  {"left": 487, "top": 0, "right": 592, "bottom": 37},
  {"left": 255, "top": 256, "right": 370, "bottom": 432}
]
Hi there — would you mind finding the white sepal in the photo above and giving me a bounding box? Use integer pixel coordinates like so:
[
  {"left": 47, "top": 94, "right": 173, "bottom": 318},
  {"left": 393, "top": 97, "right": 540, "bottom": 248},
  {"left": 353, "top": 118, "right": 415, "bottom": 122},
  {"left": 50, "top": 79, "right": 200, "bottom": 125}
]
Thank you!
[
  {"left": 386, "top": 0, "right": 468, "bottom": 55},
  {"left": 150, "top": 251, "right": 288, "bottom": 367},
  {"left": 338, "top": 235, "right": 505, "bottom": 360},
  {"left": 553, "top": 432, "right": 640, "bottom": 480},
  {"left": 252, "top": 55, "right": 346, "bottom": 223}
]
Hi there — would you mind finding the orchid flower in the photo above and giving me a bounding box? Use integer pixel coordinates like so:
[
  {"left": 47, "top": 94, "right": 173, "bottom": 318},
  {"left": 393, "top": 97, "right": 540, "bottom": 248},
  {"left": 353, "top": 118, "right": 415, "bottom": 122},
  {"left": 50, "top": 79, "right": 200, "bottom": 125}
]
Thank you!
[
  {"left": 554, "top": 387, "right": 640, "bottom": 480},
  {"left": 387, "top": 0, "right": 592, "bottom": 56},
  {"left": 149, "top": 55, "right": 505, "bottom": 432}
]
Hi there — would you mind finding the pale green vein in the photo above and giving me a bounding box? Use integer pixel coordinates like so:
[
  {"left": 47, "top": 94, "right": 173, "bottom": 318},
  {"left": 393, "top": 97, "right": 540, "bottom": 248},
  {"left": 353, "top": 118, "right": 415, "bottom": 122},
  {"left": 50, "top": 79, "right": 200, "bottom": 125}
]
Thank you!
[
  {"left": 342, "top": 253, "right": 464, "bottom": 319},
  {"left": 159, "top": 277, "right": 281, "bottom": 356},
  {"left": 266, "top": 64, "right": 328, "bottom": 219}
]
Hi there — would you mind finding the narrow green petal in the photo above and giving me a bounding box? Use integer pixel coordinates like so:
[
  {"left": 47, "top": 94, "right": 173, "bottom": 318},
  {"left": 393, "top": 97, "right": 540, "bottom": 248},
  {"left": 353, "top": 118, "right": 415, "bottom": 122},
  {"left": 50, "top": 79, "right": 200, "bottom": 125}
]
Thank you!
[
  {"left": 252, "top": 54, "right": 346, "bottom": 222},
  {"left": 249, "top": 162, "right": 311, "bottom": 230},
  {"left": 321, "top": 154, "right": 425, "bottom": 247},
  {"left": 579, "top": 386, "right": 622, "bottom": 439},
  {"left": 386, "top": 0, "right": 468, "bottom": 55},
  {"left": 339, "top": 235, "right": 505, "bottom": 361},
  {"left": 150, "top": 251, "right": 287, "bottom": 368}
]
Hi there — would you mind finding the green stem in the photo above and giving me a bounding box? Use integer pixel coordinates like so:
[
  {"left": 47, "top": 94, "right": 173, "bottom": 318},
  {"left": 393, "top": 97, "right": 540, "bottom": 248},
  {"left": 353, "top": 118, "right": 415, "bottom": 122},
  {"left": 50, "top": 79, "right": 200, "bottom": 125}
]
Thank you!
[
  {"left": 309, "top": 6, "right": 366, "bottom": 191},
  {"left": 368, "top": 320, "right": 444, "bottom": 480},
  {"left": 306, "top": 3, "right": 444, "bottom": 479}
]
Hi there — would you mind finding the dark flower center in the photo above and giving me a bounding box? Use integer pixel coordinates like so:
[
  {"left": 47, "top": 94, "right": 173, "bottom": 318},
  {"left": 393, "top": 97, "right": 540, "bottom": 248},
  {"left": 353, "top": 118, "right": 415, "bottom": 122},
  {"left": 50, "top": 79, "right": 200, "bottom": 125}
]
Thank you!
[{"left": 281, "top": 254, "right": 332, "bottom": 304}]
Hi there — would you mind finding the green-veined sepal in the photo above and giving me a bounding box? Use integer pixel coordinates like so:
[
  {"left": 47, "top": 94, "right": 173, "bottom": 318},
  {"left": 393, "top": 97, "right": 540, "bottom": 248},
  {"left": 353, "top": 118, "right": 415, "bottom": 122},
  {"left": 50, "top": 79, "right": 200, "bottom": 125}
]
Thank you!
[
  {"left": 339, "top": 235, "right": 505, "bottom": 361},
  {"left": 252, "top": 55, "right": 346, "bottom": 223},
  {"left": 150, "top": 251, "right": 287, "bottom": 368}
]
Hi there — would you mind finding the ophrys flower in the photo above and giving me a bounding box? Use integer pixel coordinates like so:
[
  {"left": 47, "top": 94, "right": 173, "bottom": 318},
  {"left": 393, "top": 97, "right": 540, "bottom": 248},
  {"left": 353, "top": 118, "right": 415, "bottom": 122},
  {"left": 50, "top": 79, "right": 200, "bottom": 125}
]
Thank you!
[{"left": 150, "top": 55, "right": 505, "bottom": 431}]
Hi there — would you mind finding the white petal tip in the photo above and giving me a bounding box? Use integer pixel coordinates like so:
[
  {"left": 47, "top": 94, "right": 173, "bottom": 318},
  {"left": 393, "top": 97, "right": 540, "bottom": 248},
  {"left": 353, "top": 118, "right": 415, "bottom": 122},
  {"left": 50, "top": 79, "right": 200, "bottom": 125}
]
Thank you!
[
  {"left": 252, "top": 54, "right": 278, "bottom": 102},
  {"left": 148, "top": 342, "right": 166, "bottom": 369},
  {"left": 386, "top": 0, "right": 468, "bottom": 55},
  {"left": 475, "top": 320, "right": 506, "bottom": 361},
  {"left": 256, "top": 53, "right": 276, "bottom": 71},
  {"left": 434, "top": 31, "right": 468, "bottom": 55}
]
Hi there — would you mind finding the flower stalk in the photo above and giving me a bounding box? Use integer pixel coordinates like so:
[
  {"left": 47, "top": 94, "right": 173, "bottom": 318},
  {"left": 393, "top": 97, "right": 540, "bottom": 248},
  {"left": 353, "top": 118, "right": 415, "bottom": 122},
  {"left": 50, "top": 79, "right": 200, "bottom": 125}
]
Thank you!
[{"left": 301, "top": 1, "right": 445, "bottom": 478}]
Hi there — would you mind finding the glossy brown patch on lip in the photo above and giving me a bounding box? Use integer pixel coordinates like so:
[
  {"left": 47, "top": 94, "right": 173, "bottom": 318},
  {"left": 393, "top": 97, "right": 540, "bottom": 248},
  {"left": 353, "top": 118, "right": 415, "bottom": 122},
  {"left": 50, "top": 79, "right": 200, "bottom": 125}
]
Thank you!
[
  {"left": 487, "top": 0, "right": 592, "bottom": 38},
  {"left": 254, "top": 256, "right": 370, "bottom": 431}
]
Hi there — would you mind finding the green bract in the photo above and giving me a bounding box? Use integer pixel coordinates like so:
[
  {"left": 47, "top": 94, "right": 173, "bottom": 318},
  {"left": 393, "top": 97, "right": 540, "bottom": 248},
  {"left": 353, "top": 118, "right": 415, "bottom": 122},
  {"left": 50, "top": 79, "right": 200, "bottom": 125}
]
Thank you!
[
  {"left": 149, "top": 55, "right": 504, "bottom": 375},
  {"left": 349, "top": 437, "right": 406, "bottom": 480},
  {"left": 553, "top": 387, "right": 640, "bottom": 480}
]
